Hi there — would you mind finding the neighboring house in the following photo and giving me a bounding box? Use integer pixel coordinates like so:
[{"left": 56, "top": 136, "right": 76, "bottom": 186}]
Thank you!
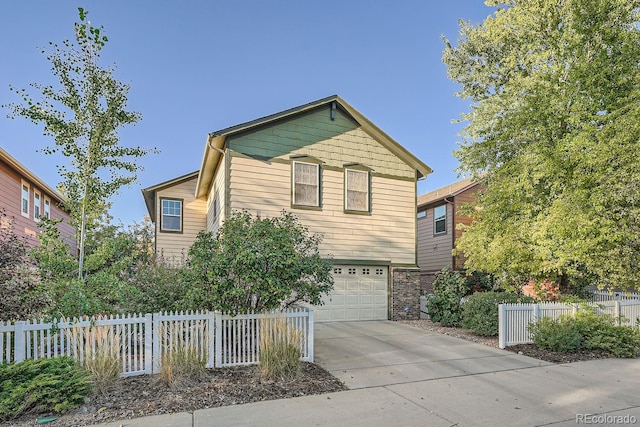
[
  {"left": 417, "top": 177, "right": 482, "bottom": 294},
  {"left": 142, "top": 95, "right": 432, "bottom": 321},
  {"left": 0, "top": 147, "right": 76, "bottom": 254}
]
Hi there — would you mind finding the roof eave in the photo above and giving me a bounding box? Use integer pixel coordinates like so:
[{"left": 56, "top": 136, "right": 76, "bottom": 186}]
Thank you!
[{"left": 0, "top": 148, "right": 67, "bottom": 206}]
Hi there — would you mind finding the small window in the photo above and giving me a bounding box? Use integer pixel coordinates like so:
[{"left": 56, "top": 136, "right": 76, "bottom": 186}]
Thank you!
[
  {"left": 34, "top": 191, "right": 41, "bottom": 221},
  {"left": 333, "top": 268, "right": 342, "bottom": 275},
  {"left": 345, "top": 169, "right": 369, "bottom": 212},
  {"left": 434, "top": 205, "right": 446, "bottom": 234},
  {"left": 362, "top": 268, "right": 370, "bottom": 275},
  {"left": 375, "top": 268, "right": 384, "bottom": 275},
  {"left": 21, "top": 181, "right": 29, "bottom": 218},
  {"left": 161, "top": 198, "right": 183, "bottom": 232},
  {"left": 292, "top": 161, "right": 320, "bottom": 207},
  {"left": 44, "top": 198, "right": 51, "bottom": 219},
  {"left": 417, "top": 210, "right": 426, "bottom": 219},
  {"left": 348, "top": 268, "right": 356, "bottom": 275}
]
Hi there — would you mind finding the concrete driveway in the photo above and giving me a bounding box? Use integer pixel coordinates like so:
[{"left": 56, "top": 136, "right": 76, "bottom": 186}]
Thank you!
[{"left": 314, "top": 320, "right": 549, "bottom": 389}]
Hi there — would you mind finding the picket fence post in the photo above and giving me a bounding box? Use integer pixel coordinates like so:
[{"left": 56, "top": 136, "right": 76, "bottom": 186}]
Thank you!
[
  {"left": 152, "top": 313, "right": 160, "bottom": 374},
  {"left": 14, "top": 321, "right": 26, "bottom": 363},
  {"left": 214, "top": 312, "right": 222, "bottom": 368},
  {"left": 498, "top": 305, "right": 506, "bottom": 349},
  {"left": 307, "top": 309, "right": 314, "bottom": 363},
  {"left": 144, "top": 313, "right": 153, "bottom": 375},
  {"left": 207, "top": 311, "right": 215, "bottom": 369}
]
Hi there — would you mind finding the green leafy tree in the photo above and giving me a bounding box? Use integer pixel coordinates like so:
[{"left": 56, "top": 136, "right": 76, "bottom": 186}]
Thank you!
[
  {"left": 444, "top": 0, "right": 640, "bottom": 292},
  {"left": 5, "top": 8, "right": 156, "bottom": 280},
  {"left": 184, "top": 210, "right": 334, "bottom": 315}
]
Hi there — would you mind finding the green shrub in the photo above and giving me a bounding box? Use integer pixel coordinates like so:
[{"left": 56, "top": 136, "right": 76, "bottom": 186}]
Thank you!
[
  {"left": 529, "top": 307, "right": 640, "bottom": 358},
  {"left": 121, "top": 260, "right": 192, "bottom": 313},
  {"left": 529, "top": 316, "right": 583, "bottom": 352},
  {"left": 586, "top": 325, "right": 640, "bottom": 358},
  {"left": 461, "top": 292, "right": 535, "bottom": 336},
  {"left": 184, "top": 210, "right": 333, "bottom": 315},
  {"left": 0, "top": 356, "right": 93, "bottom": 420},
  {"left": 426, "top": 267, "right": 469, "bottom": 327}
]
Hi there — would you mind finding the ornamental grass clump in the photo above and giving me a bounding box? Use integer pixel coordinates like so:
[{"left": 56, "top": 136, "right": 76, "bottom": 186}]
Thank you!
[
  {"left": 157, "top": 323, "right": 208, "bottom": 388},
  {"left": 259, "top": 315, "right": 303, "bottom": 381},
  {"left": 67, "top": 323, "right": 122, "bottom": 395}
]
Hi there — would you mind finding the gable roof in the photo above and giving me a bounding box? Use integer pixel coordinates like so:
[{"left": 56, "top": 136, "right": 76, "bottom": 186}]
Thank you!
[
  {"left": 141, "top": 171, "right": 199, "bottom": 220},
  {"left": 0, "top": 147, "right": 66, "bottom": 205},
  {"left": 195, "top": 95, "right": 432, "bottom": 198},
  {"left": 417, "top": 176, "right": 481, "bottom": 208}
]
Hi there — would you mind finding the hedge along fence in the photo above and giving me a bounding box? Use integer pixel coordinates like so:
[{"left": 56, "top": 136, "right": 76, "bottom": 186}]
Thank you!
[
  {"left": 498, "top": 301, "right": 640, "bottom": 349},
  {"left": 0, "top": 307, "right": 314, "bottom": 375}
]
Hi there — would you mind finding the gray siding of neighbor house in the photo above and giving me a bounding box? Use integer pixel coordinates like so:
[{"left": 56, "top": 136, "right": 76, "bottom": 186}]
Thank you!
[{"left": 417, "top": 203, "right": 454, "bottom": 272}]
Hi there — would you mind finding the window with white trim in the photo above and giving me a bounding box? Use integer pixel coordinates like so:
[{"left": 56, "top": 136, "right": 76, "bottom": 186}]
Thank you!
[
  {"left": 21, "top": 181, "right": 29, "bottom": 218},
  {"left": 44, "top": 198, "right": 51, "bottom": 219},
  {"left": 160, "top": 198, "right": 183, "bottom": 232},
  {"left": 345, "top": 169, "right": 369, "bottom": 212},
  {"left": 34, "top": 191, "right": 41, "bottom": 221},
  {"left": 434, "top": 205, "right": 446, "bottom": 234},
  {"left": 292, "top": 161, "right": 320, "bottom": 207}
]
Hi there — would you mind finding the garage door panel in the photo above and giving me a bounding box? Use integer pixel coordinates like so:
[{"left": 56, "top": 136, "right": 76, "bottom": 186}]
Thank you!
[
  {"left": 315, "top": 265, "right": 388, "bottom": 322},
  {"left": 345, "top": 295, "right": 360, "bottom": 305},
  {"left": 360, "top": 295, "right": 373, "bottom": 304},
  {"left": 333, "top": 280, "right": 347, "bottom": 291},
  {"left": 373, "top": 295, "right": 387, "bottom": 304}
]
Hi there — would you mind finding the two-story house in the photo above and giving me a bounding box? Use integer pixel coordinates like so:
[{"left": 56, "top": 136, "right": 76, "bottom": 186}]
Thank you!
[
  {"left": 0, "top": 147, "right": 76, "bottom": 253},
  {"left": 142, "top": 95, "right": 432, "bottom": 321},
  {"left": 417, "top": 177, "right": 482, "bottom": 293}
]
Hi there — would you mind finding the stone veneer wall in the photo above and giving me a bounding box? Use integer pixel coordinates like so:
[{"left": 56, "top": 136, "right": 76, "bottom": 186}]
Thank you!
[{"left": 391, "top": 267, "right": 421, "bottom": 321}]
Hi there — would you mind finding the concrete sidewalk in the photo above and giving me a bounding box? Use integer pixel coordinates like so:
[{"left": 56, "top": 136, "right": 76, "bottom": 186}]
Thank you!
[{"left": 93, "top": 321, "right": 640, "bottom": 427}]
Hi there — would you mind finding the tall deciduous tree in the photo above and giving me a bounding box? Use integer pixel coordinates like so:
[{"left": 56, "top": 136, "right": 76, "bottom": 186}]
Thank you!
[
  {"left": 5, "top": 8, "right": 156, "bottom": 279},
  {"left": 444, "top": 0, "right": 640, "bottom": 292}
]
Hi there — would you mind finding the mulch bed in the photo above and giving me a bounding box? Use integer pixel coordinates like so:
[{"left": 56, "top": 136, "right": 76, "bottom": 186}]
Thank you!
[
  {"left": 503, "top": 344, "right": 615, "bottom": 363},
  {"left": 1, "top": 362, "right": 347, "bottom": 427}
]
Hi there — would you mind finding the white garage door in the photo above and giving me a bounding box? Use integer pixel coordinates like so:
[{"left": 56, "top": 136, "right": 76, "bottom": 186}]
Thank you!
[{"left": 314, "top": 265, "right": 388, "bottom": 322}]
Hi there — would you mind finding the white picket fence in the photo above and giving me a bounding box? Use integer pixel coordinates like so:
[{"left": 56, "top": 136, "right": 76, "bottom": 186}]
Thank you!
[
  {"left": 0, "top": 307, "right": 313, "bottom": 376},
  {"left": 498, "top": 301, "right": 640, "bottom": 349},
  {"left": 591, "top": 289, "right": 640, "bottom": 302}
]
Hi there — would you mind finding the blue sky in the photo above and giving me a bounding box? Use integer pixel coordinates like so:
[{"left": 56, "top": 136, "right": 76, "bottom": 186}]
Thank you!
[{"left": 1, "top": 1, "right": 493, "bottom": 227}]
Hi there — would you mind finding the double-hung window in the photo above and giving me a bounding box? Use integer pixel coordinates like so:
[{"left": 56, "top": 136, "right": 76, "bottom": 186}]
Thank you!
[
  {"left": 344, "top": 168, "right": 370, "bottom": 213},
  {"left": 292, "top": 160, "right": 320, "bottom": 208},
  {"left": 434, "top": 205, "right": 446, "bottom": 234},
  {"left": 160, "top": 198, "right": 183, "bottom": 232},
  {"left": 21, "top": 181, "right": 29, "bottom": 218},
  {"left": 34, "top": 191, "right": 41, "bottom": 220},
  {"left": 44, "top": 198, "right": 51, "bottom": 219}
]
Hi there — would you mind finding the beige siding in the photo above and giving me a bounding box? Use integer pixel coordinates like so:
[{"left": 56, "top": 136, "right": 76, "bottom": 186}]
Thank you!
[
  {"left": 156, "top": 177, "right": 206, "bottom": 263},
  {"left": 227, "top": 155, "right": 416, "bottom": 265},
  {"left": 206, "top": 160, "right": 226, "bottom": 236},
  {"left": 417, "top": 204, "right": 454, "bottom": 272}
]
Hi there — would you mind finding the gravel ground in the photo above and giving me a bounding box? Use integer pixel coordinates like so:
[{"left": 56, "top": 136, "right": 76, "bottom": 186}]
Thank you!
[{"left": 3, "top": 319, "right": 624, "bottom": 427}]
